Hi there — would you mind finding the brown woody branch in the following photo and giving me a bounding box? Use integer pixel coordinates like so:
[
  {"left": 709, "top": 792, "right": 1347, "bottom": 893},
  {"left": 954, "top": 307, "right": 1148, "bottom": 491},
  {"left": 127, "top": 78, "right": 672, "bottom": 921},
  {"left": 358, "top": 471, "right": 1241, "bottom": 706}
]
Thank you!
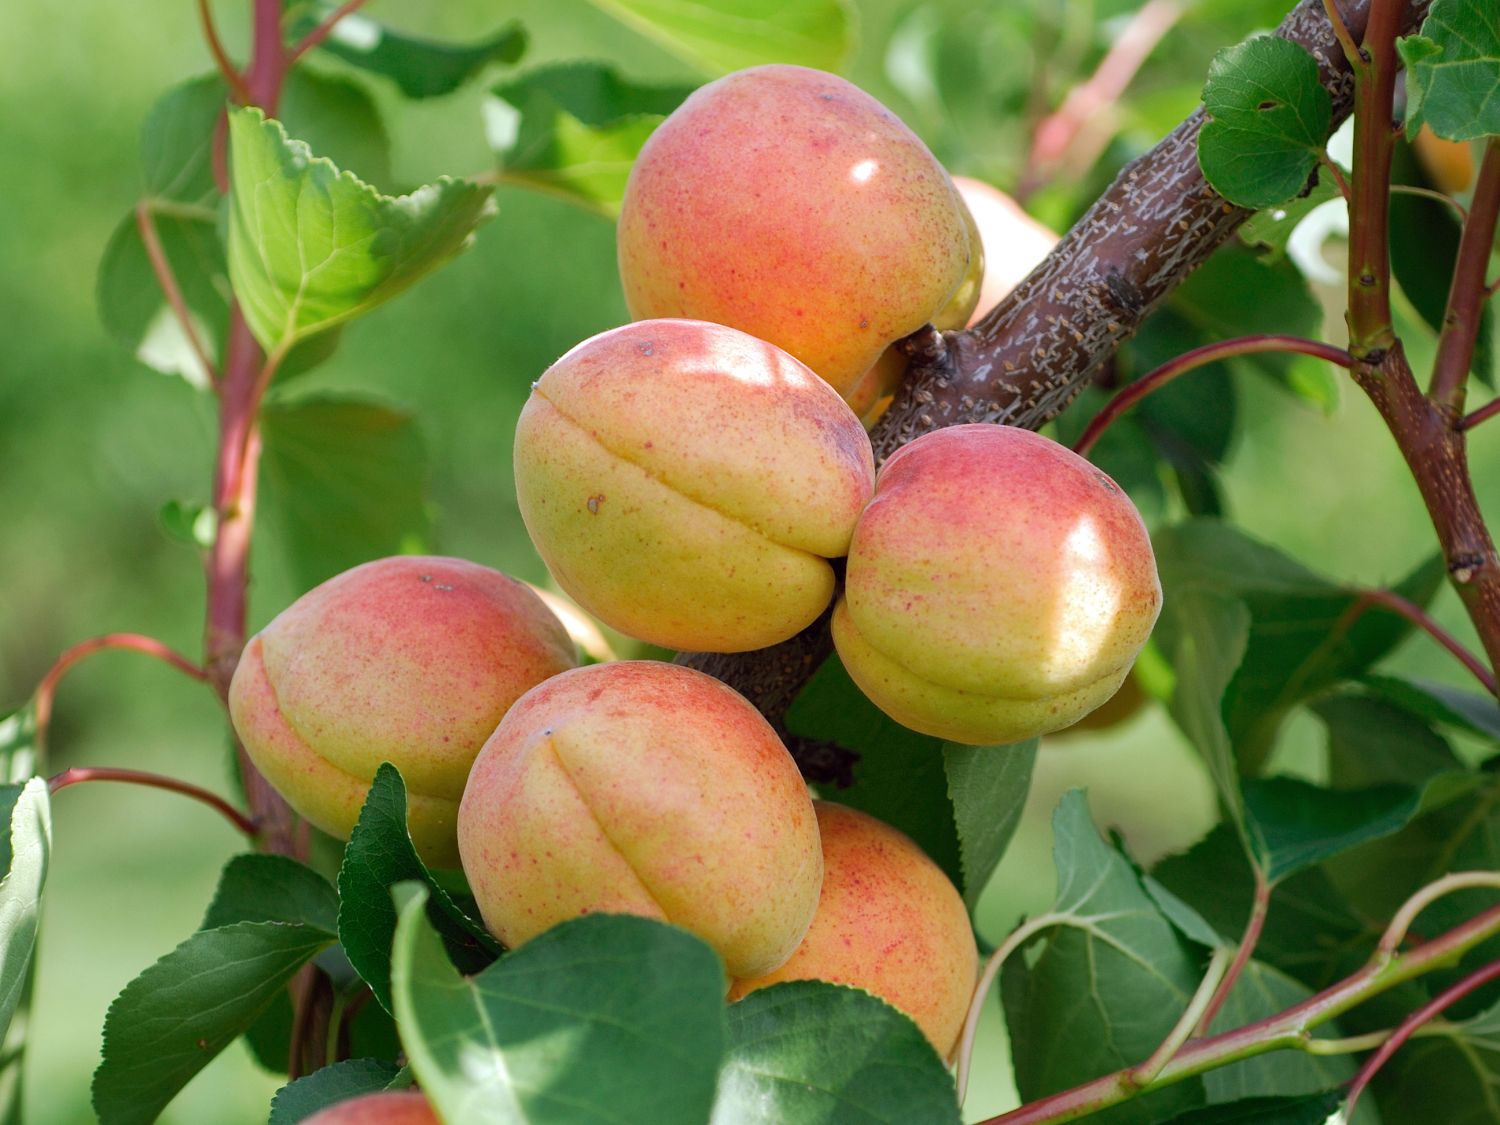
[{"left": 681, "top": 0, "right": 1433, "bottom": 774}]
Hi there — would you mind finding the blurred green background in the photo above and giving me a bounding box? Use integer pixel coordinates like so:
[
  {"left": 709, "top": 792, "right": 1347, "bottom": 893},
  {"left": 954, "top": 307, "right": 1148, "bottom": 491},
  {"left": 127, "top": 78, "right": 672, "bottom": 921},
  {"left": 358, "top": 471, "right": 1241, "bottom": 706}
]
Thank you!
[{"left": 1, "top": 1, "right": 1496, "bottom": 1122}]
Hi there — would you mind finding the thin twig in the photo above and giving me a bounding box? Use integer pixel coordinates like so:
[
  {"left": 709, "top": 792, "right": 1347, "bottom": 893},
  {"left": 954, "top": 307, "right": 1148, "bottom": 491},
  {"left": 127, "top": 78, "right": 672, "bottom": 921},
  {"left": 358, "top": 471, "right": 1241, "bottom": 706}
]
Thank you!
[
  {"left": 1379, "top": 870, "right": 1500, "bottom": 955},
  {"left": 1072, "top": 336, "right": 1354, "bottom": 458},
  {"left": 1320, "top": 154, "right": 1354, "bottom": 202},
  {"left": 1333, "top": 589, "right": 1498, "bottom": 697},
  {"left": 1195, "top": 869, "right": 1272, "bottom": 1035},
  {"left": 135, "top": 202, "right": 220, "bottom": 390},
  {"left": 1133, "top": 949, "right": 1233, "bottom": 1085},
  {"left": 1344, "top": 957, "right": 1500, "bottom": 1115},
  {"left": 1020, "top": 0, "right": 1183, "bottom": 194},
  {"left": 33, "top": 634, "right": 207, "bottom": 752},
  {"left": 1390, "top": 182, "right": 1468, "bottom": 220},
  {"left": 956, "top": 913, "right": 1070, "bottom": 1104},
  {"left": 1322, "top": 0, "right": 1365, "bottom": 68},
  {"left": 1459, "top": 396, "right": 1500, "bottom": 431},
  {"left": 195, "top": 0, "right": 254, "bottom": 105},
  {"left": 1429, "top": 138, "right": 1500, "bottom": 409},
  {"left": 288, "top": 0, "right": 373, "bottom": 64},
  {"left": 48, "top": 766, "right": 258, "bottom": 838}
]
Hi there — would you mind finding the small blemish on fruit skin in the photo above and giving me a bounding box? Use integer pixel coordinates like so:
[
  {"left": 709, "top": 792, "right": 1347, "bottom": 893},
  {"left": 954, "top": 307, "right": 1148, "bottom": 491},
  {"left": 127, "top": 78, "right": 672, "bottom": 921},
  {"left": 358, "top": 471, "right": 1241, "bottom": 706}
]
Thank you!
[{"left": 587, "top": 494, "right": 605, "bottom": 514}]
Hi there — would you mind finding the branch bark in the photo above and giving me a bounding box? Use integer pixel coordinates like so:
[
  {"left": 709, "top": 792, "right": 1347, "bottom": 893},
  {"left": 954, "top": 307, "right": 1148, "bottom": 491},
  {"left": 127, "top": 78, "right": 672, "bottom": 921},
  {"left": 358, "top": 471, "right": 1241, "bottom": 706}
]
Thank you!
[{"left": 682, "top": 0, "right": 1434, "bottom": 765}]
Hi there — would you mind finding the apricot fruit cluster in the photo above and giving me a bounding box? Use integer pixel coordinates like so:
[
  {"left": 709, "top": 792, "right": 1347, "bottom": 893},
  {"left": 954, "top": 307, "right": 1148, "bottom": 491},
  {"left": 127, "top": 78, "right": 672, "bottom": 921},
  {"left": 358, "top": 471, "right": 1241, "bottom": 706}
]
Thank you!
[{"left": 229, "top": 62, "right": 1161, "bottom": 1079}]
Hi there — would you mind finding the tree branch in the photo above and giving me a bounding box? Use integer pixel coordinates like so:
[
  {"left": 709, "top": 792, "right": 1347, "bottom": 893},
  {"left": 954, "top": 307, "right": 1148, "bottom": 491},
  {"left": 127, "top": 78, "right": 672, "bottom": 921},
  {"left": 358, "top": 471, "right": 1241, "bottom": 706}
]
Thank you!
[
  {"left": 681, "top": 0, "right": 1434, "bottom": 749},
  {"left": 1429, "top": 138, "right": 1500, "bottom": 410},
  {"left": 1351, "top": 342, "right": 1500, "bottom": 687}
]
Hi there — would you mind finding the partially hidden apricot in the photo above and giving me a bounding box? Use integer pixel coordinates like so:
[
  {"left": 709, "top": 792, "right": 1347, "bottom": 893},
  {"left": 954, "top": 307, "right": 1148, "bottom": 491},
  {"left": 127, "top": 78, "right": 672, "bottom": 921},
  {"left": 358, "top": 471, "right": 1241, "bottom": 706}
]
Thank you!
[
  {"left": 457, "top": 661, "right": 822, "bottom": 978},
  {"left": 229, "top": 556, "right": 577, "bottom": 867},
  {"left": 728, "top": 802, "right": 978, "bottom": 1058}
]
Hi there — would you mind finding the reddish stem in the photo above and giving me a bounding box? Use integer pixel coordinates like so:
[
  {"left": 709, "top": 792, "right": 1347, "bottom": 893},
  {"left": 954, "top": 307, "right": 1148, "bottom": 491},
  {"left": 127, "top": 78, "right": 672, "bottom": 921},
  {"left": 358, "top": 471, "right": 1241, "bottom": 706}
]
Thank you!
[
  {"left": 1195, "top": 869, "right": 1272, "bottom": 1035},
  {"left": 33, "top": 635, "right": 207, "bottom": 752},
  {"left": 196, "top": 0, "right": 254, "bottom": 105},
  {"left": 1428, "top": 138, "right": 1500, "bottom": 410},
  {"left": 1072, "top": 336, "right": 1353, "bottom": 458},
  {"left": 289, "top": 0, "right": 373, "bottom": 64},
  {"left": 1334, "top": 587, "right": 1497, "bottom": 696},
  {"left": 1344, "top": 0, "right": 1402, "bottom": 355},
  {"left": 1344, "top": 958, "right": 1500, "bottom": 1115},
  {"left": 135, "top": 202, "right": 220, "bottom": 390},
  {"left": 243, "top": 0, "right": 288, "bottom": 114},
  {"left": 1459, "top": 397, "right": 1500, "bottom": 432},
  {"left": 979, "top": 900, "right": 1500, "bottom": 1124},
  {"left": 48, "top": 766, "right": 258, "bottom": 839}
]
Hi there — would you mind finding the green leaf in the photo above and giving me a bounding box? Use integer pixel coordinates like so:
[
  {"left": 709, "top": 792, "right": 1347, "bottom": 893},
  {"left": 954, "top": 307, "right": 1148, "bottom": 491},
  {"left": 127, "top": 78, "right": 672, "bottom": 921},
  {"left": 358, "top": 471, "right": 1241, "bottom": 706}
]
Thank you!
[
  {"left": 711, "top": 982, "right": 960, "bottom": 1124},
  {"left": 1160, "top": 1091, "right": 1342, "bottom": 1124},
  {"left": 1244, "top": 776, "right": 1436, "bottom": 883},
  {"left": 158, "top": 500, "right": 217, "bottom": 550},
  {"left": 201, "top": 854, "right": 338, "bottom": 931},
  {"left": 289, "top": 5, "right": 526, "bottom": 99},
  {"left": 787, "top": 657, "right": 1033, "bottom": 909},
  {"left": 0, "top": 781, "right": 50, "bottom": 1046},
  {"left": 1158, "top": 586, "right": 1251, "bottom": 832},
  {"left": 1002, "top": 791, "right": 1206, "bottom": 1123},
  {"left": 140, "top": 74, "right": 224, "bottom": 204},
  {"left": 584, "top": 0, "right": 856, "bottom": 76},
  {"left": 1153, "top": 825, "right": 1367, "bottom": 990},
  {"left": 337, "top": 764, "right": 499, "bottom": 1017},
  {"left": 1163, "top": 244, "right": 1333, "bottom": 410},
  {"left": 487, "top": 63, "right": 695, "bottom": 217},
  {"left": 92, "top": 921, "right": 334, "bottom": 1124},
  {"left": 99, "top": 75, "right": 362, "bottom": 386},
  {"left": 1199, "top": 36, "right": 1333, "bottom": 208},
  {"left": 268, "top": 1058, "right": 408, "bottom": 1125},
  {"left": 1317, "top": 690, "right": 1466, "bottom": 787},
  {"left": 1400, "top": 0, "right": 1500, "bottom": 141},
  {"left": 280, "top": 69, "right": 392, "bottom": 190},
  {"left": 226, "top": 107, "right": 494, "bottom": 356},
  {"left": 258, "top": 393, "right": 431, "bottom": 593},
  {"left": 1362, "top": 674, "right": 1500, "bottom": 742},
  {"left": 944, "top": 739, "right": 1037, "bottom": 912},
  {"left": 1372, "top": 1015, "right": 1500, "bottom": 1125},
  {"left": 1203, "top": 962, "right": 1361, "bottom": 1110},
  {"left": 391, "top": 889, "right": 725, "bottom": 1125},
  {"left": 1154, "top": 521, "right": 1445, "bottom": 773},
  {"left": 0, "top": 709, "right": 38, "bottom": 784},
  {"left": 1238, "top": 177, "right": 1341, "bottom": 260}
]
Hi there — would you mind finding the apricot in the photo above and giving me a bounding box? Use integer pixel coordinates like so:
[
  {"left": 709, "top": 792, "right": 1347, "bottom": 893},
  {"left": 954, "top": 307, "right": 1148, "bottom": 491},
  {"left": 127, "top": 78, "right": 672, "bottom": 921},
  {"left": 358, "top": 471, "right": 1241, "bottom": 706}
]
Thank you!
[
  {"left": 832, "top": 425, "right": 1161, "bottom": 744},
  {"left": 1413, "top": 126, "right": 1474, "bottom": 194},
  {"left": 228, "top": 556, "right": 577, "bottom": 867},
  {"left": 513, "top": 319, "right": 875, "bottom": 653},
  {"left": 728, "top": 802, "right": 977, "bottom": 1058},
  {"left": 302, "top": 1091, "right": 436, "bottom": 1124},
  {"left": 457, "top": 661, "right": 822, "bottom": 978},
  {"left": 952, "top": 176, "right": 1058, "bottom": 326},
  {"left": 617, "top": 65, "right": 977, "bottom": 405},
  {"left": 844, "top": 180, "right": 1055, "bottom": 427}
]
